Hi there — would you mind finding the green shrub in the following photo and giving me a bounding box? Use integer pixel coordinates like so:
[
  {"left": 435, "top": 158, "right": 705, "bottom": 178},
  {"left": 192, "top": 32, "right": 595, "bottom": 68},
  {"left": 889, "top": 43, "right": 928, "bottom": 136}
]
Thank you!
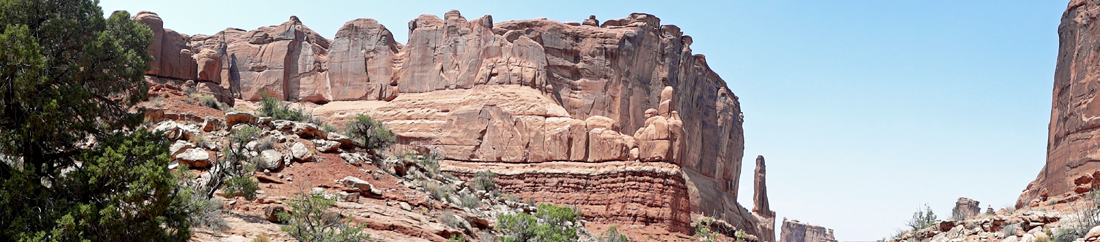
[
  {"left": 259, "top": 92, "right": 310, "bottom": 121},
  {"left": 424, "top": 181, "right": 453, "bottom": 201},
  {"left": 694, "top": 218, "right": 717, "bottom": 242},
  {"left": 908, "top": 204, "right": 939, "bottom": 231},
  {"left": 222, "top": 174, "right": 259, "bottom": 200},
  {"left": 346, "top": 114, "right": 395, "bottom": 152},
  {"left": 599, "top": 226, "right": 629, "bottom": 242},
  {"left": 471, "top": 171, "right": 497, "bottom": 192},
  {"left": 498, "top": 203, "right": 579, "bottom": 242},
  {"left": 278, "top": 190, "right": 370, "bottom": 242},
  {"left": 0, "top": 2, "right": 193, "bottom": 240},
  {"left": 446, "top": 234, "right": 467, "bottom": 242}
]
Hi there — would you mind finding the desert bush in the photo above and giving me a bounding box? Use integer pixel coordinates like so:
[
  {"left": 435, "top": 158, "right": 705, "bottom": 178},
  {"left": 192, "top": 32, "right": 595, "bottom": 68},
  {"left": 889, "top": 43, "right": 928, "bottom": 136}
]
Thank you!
[
  {"left": 257, "top": 137, "right": 275, "bottom": 151},
  {"left": 460, "top": 193, "right": 480, "bottom": 209},
  {"left": 439, "top": 209, "right": 462, "bottom": 228},
  {"left": 424, "top": 181, "right": 454, "bottom": 201},
  {"left": 446, "top": 234, "right": 467, "bottom": 242},
  {"left": 1053, "top": 189, "right": 1100, "bottom": 242},
  {"left": 472, "top": 170, "right": 498, "bottom": 192},
  {"left": 309, "top": 117, "right": 339, "bottom": 133},
  {"left": 498, "top": 203, "right": 579, "bottom": 242},
  {"left": 599, "top": 226, "right": 629, "bottom": 242},
  {"left": 694, "top": 218, "right": 717, "bottom": 242},
  {"left": 259, "top": 92, "right": 310, "bottom": 122},
  {"left": 278, "top": 189, "right": 370, "bottom": 242},
  {"left": 1002, "top": 223, "right": 1020, "bottom": 237},
  {"left": 174, "top": 166, "right": 228, "bottom": 231},
  {"left": 222, "top": 174, "right": 259, "bottom": 200},
  {"left": 908, "top": 204, "right": 939, "bottom": 231},
  {"left": 346, "top": 114, "right": 395, "bottom": 152},
  {"left": 191, "top": 93, "right": 226, "bottom": 110}
]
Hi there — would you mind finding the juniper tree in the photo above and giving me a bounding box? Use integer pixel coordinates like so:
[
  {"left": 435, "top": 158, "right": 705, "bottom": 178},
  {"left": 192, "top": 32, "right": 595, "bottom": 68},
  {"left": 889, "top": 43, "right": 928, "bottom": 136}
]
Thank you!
[{"left": 0, "top": 0, "right": 190, "bottom": 240}]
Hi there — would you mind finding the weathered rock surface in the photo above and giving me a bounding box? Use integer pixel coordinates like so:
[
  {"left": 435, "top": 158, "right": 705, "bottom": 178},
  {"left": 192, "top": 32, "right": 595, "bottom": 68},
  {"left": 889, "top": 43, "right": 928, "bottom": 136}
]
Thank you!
[
  {"left": 753, "top": 155, "right": 775, "bottom": 242},
  {"left": 176, "top": 148, "right": 211, "bottom": 168},
  {"left": 141, "top": 11, "right": 753, "bottom": 239},
  {"left": 952, "top": 197, "right": 980, "bottom": 220},
  {"left": 259, "top": 149, "right": 285, "bottom": 171},
  {"left": 1020, "top": 0, "right": 1100, "bottom": 208},
  {"left": 780, "top": 219, "right": 837, "bottom": 242}
]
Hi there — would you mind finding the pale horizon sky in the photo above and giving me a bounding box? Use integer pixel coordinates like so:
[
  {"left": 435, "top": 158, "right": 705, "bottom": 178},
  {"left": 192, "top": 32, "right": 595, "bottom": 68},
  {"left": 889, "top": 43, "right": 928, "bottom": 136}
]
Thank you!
[{"left": 100, "top": 0, "right": 1066, "bottom": 240}]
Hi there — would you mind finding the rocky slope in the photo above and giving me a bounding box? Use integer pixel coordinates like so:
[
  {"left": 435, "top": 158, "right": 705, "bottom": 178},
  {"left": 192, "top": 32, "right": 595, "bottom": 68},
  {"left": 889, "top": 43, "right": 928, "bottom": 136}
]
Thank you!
[
  {"left": 134, "top": 10, "right": 770, "bottom": 240},
  {"left": 1020, "top": 0, "right": 1100, "bottom": 208}
]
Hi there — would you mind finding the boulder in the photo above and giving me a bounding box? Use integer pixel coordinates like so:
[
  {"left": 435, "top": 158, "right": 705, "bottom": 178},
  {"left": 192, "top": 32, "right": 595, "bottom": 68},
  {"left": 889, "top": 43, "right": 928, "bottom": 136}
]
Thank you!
[
  {"left": 952, "top": 197, "right": 981, "bottom": 220},
  {"left": 293, "top": 122, "right": 327, "bottom": 139},
  {"left": 341, "top": 176, "right": 382, "bottom": 196},
  {"left": 258, "top": 149, "right": 285, "bottom": 171},
  {"left": 176, "top": 148, "right": 211, "bottom": 168},
  {"left": 289, "top": 142, "right": 313, "bottom": 162},
  {"left": 263, "top": 204, "right": 288, "bottom": 223},
  {"left": 169, "top": 140, "right": 195, "bottom": 158},
  {"left": 201, "top": 116, "right": 225, "bottom": 132},
  {"left": 225, "top": 112, "right": 258, "bottom": 127},
  {"left": 312, "top": 139, "right": 340, "bottom": 153}
]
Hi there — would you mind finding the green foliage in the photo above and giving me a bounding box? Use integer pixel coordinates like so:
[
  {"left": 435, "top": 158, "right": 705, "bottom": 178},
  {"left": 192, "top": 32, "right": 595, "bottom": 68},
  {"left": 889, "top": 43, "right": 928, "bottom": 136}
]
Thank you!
[
  {"left": 446, "top": 234, "right": 467, "bottom": 242},
  {"left": 309, "top": 118, "right": 339, "bottom": 133},
  {"left": 497, "top": 203, "right": 579, "bottom": 242},
  {"left": 0, "top": 1, "right": 192, "bottom": 240},
  {"left": 177, "top": 184, "right": 227, "bottom": 231},
  {"left": 259, "top": 92, "right": 310, "bottom": 121},
  {"left": 402, "top": 152, "right": 440, "bottom": 177},
  {"left": 222, "top": 174, "right": 259, "bottom": 200},
  {"left": 599, "top": 226, "right": 629, "bottom": 242},
  {"left": 694, "top": 218, "right": 717, "bottom": 242},
  {"left": 471, "top": 170, "right": 497, "bottom": 192},
  {"left": 907, "top": 204, "right": 939, "bottom": 231},
  {"left": 346, "top": 114, "right": 394, "bottom": 153},
  {"left": 278, "top": 190, "right": 371, "bottom": 242}
]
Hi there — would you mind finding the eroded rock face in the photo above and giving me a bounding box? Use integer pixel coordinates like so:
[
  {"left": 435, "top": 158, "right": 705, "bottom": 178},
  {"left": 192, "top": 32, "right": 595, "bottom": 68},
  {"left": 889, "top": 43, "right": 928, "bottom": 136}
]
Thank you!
[
  {"left": 141, "top": 10, "right": 752, "bottom": 239},
  {"left": 780, "top": 219, "right": 837, "bottom": 242},
  {"left": 753, "top": 155, "right": 776, "bottom": 242},
  {"left": 952, "top": 197, "right": 980, "bottom": 220},
  {"left": 1020, "top": 0, "right": 1100, "bottom": 208}
]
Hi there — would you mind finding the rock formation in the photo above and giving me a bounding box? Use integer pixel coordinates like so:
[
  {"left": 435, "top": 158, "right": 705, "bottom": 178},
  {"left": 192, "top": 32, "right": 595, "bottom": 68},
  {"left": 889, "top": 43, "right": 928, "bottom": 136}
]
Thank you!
[
  {"left": 1019, "top": 0, "right": 1100, "bottom": 208},
  {"left": 753, "top": 155, "right": 776, "bottom": 242},
  {"left": 951, "top": 197, "right": 980, "bottom": 220},
  {"left": 137, "top": 11, "right": 756, "bottom": 238},
  {"left": 780, "top": 219, "right": 837, "bottom": 242}
]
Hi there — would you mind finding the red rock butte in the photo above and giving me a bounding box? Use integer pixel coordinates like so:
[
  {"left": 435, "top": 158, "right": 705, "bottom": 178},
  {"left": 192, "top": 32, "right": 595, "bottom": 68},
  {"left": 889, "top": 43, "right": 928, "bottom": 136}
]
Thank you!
[
  {"left": 134, "top": 10, "right": 774, "bottom": 238},
  {"left": 1020, "top": 0, "right": 1100, "bottom": 208}
]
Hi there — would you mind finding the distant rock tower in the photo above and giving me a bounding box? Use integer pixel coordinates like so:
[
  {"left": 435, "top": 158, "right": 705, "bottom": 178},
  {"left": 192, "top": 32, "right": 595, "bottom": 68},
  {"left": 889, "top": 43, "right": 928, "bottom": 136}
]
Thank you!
[
  {"left": 753, "top": 155, "right": 776, "bottom": 242},
  {"left": 780, "top": 218, "right": 837, "bottom": 242}
]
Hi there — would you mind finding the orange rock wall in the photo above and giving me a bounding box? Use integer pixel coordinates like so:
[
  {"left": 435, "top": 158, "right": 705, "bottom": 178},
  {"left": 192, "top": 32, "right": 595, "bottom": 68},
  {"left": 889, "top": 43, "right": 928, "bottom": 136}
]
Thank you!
[{"left": 1021, "top": 0, "right": 1100, "bottom": 207}]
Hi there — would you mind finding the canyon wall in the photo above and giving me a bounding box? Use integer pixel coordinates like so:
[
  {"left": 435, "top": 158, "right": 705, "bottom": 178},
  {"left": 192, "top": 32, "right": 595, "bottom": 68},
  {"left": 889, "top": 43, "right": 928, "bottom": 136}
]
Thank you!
[
  {"left": 1020, "top": 0, "right": 1100, "bottom": 207},
  {"left": 136, "top": 10, "right": 759, "bottom": 238}
]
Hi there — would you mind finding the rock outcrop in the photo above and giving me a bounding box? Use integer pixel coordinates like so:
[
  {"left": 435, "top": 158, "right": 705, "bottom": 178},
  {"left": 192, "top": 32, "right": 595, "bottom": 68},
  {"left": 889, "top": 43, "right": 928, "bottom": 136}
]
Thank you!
[
  {"left": 139, "top": 11, "right": 755, "bottom": 238},
  {"left": 1020, "top": 0, "right": 1100, "bottom": 208},
  {"left": 951, "top": 197, "right": 980, "bottom": 220},
  {"left": 753, "top": 155, "right": 776, "bottom": 242},
  {"left": 780, "top": 219, "right": 837, "bottom": 242}
]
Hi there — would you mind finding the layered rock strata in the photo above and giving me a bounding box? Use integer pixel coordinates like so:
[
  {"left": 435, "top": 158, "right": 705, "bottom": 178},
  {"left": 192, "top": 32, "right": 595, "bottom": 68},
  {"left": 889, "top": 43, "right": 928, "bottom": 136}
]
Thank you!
[
  {"left": 139, "top": 10, "right": 753, "bottom": 237},
  {"left": 1020, "top": 0, "right": 1100, "bottom": 207},
  {"left": 779, "top": 219, "right": 837, "bottom": 242}
]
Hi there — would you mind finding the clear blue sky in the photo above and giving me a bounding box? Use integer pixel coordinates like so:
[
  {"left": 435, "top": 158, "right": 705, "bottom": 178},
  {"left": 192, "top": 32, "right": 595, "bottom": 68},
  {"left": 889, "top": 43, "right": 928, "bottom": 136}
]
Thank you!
[{"left": 100, "top": 0, "right": 1066, "bottom": 240}]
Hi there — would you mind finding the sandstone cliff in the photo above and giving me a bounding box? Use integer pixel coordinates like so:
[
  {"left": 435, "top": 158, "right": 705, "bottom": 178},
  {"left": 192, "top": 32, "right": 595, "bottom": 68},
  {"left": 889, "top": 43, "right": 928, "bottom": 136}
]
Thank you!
[
  {"left": 780, "top": 219, "right": 837, "bottom": 242},
  {"left": 137, "top": 10, "right": 757, "bottom": 238},
  {"left": 1019, "top": 0, "right": 1100, "bottom": 208}
]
